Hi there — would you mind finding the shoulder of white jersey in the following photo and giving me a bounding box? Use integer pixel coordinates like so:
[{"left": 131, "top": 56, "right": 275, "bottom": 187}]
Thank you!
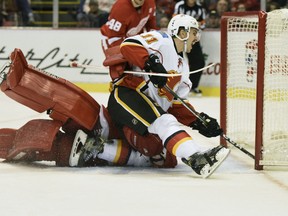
[
  {"left": 150, "top": 30, "right": 171, "bottom": 38},
  {"left": 143, "top": 30, "right": 172, "bottom": 46},
  {"left": 121, "top": 30, "right": 172, "bottom": 50}
]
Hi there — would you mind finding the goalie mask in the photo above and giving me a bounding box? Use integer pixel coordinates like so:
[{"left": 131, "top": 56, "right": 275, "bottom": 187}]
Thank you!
[{"left": 167, "top": 14, "right": 200, "bottom": 42}]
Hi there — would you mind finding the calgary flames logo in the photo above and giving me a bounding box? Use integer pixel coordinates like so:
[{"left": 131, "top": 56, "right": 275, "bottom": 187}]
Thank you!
[{"left": 158, "top": 70, "right": 181, "bottom": 101}]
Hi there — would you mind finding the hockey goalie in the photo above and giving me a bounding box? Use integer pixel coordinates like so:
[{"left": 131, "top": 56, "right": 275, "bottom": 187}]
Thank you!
[{"left": 0, "top": 48, "right": 177, "bottom": 168}]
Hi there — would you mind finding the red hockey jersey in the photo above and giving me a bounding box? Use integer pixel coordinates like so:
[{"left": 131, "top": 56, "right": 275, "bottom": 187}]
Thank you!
[{"left": 100, "top": 0, "right": 158, "bottom": 49}]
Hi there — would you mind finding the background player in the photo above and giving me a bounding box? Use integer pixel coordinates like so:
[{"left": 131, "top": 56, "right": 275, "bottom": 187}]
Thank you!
[
  {"left": 100, "top": 0, "right": 158, "bottom": 81},
  {"left": 100, "top": 0, "right": 158, "bottom": 51}
]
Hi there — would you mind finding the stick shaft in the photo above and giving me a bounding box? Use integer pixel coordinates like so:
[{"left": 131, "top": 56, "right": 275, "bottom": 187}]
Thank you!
[{"left": 70, "top": 62, "right": 216, "bottom": 77}]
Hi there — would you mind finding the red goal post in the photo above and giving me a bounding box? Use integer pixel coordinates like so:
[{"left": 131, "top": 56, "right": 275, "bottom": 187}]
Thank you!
[{"left": 220, "top": 9, "right": 288, "bottom": 170}]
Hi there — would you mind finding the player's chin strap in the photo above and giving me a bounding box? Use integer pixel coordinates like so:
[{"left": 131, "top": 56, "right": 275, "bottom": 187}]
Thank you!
[{"left": 163, "top": 85, "right": 255, "bottom": 160}]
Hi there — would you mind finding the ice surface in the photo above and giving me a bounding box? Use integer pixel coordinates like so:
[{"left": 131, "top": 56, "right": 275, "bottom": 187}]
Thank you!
[{"left": 0, "top": 91, "right": 287, "bottom": 216}]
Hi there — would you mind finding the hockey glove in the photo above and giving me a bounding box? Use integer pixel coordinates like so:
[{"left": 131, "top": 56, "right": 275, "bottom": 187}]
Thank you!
[
  {"left": 144, "top": 54, "right": 167, "bottom": 88},
  {"left": 190, "top": 112, "right": 223, "bottom": 138}
]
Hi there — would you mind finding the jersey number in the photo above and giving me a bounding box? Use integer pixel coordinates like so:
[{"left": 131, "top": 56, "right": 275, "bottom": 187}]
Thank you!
[
  {"left": 107, "top": 19, "right": 122, "bottom": 32},
  {"left": 141, "top": 34, "right": 158, "bottom": 44}
]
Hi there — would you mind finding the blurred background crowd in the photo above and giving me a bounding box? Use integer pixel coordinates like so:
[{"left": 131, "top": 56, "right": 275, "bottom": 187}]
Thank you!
[{"left": 0, "top": 0, "right": 287, "bottom": 28}]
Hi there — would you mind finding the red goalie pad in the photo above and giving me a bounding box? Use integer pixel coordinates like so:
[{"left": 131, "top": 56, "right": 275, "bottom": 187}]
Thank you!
[
  {"left": 0, "top": 119, "right": 62, "bottom": 161},
  {"left": 0, "top": 119, "right": 76, "bottom": 166},
  {"left": 0, "top": 128, "right": 16, "bottom": 159},
  {"left": 1, "top": 48, "right": 100, "bottom": 131}
]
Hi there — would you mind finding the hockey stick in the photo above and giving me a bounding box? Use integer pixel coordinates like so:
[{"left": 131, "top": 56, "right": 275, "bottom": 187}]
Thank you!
[
  {"left": 163, "top": 85, "right": 255, "bottom": 159},
  {"left": 70, "top": 61, "right": 216, "bottom": 77}
]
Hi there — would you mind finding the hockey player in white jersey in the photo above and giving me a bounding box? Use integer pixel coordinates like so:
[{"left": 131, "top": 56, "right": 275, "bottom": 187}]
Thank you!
[{"left": 103, "top": 14, "right": 230, "bottom": 178}]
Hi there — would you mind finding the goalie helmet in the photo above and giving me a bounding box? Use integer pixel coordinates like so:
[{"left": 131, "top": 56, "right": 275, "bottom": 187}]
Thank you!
[{"left": 167, "top": 14, "right": 199, "bottom": 38}]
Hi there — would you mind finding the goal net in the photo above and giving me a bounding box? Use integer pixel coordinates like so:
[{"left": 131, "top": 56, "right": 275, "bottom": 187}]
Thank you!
[{"left": 220, "top": 9, "right": 288, "bottom": 170}]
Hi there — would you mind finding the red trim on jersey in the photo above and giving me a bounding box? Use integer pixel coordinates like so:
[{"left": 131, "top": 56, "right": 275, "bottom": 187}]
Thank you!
[
  {"left": 164, "top": 130, "right": 191, "bottom": 154},
  {"left": 120, "top": 43, "right": 149, "bottom": 69}
]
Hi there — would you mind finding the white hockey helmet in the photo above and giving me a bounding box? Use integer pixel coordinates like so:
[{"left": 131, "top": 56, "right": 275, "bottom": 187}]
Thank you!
[{"left": 167, "top": 14, "right": 199, "bottom": 40}]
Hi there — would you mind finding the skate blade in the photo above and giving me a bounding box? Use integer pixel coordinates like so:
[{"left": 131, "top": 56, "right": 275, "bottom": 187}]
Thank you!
[
  {"left": 201, "top": 148, "right": 231, "bottom": 179},
  {"left": 69, "top": 130, "right": 87, "bottom": 167}
]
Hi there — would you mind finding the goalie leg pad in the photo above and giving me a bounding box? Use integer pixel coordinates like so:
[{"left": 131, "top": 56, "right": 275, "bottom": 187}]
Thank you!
[
  {"left": 5, "top": 119, "right": 62, "bottom": 161},
  {"left": 0, "top": 128, "right": 16, "bottom": 159},
  {"left": 53, "top": 131, "right": 75, "bottom": 167},
  {"left": 122, "top": 126, "right": 164, "bottom": 157},
  {"left": 29, "top": 130, "right": 77, "bottom": 166},
  {"left": 1, "top": 48, "right": 100, "bottom": 130}
]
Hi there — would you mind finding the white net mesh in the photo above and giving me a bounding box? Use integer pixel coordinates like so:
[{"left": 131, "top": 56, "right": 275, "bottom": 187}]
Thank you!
[
  {"left": 224, "top": 9, "right": 288, "bottom": 166},
  {"left": 226, "top": 15, "right": 258, "bottom": 150},
  {"left": 262, "top": 9, "right": 288, "bottom": 165}
]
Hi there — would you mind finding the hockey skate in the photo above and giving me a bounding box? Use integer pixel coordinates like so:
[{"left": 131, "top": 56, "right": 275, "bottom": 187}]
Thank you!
[
  {"left": 182, "top": 145, "right": 230, "bottom": 178},
  {"left": 69, "top": 130, "right": 104, "bottom": 167}
]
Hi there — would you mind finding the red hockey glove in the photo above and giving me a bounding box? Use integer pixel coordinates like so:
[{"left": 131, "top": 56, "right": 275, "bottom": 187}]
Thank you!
[
  {"left": 144, "top": 54, "right": 167, "bottom": 88},
  {"left": 190, "top": 112, "right": 223, "bottom": 138}
]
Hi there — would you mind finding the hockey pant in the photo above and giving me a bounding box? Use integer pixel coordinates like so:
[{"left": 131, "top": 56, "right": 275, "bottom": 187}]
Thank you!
[
  {"left": 108, "top": 86, "right": 184, "bottom": 166},
  {"left": 108, "top": 85, "right": 203, "bottom": 160}
]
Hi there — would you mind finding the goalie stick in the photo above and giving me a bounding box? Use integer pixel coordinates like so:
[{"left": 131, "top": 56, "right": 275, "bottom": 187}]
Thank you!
[
  {"left": 163, "top": 85, "right": 255, "bottom": 160},
  {"left": 70, "top": 61, "right": 216, "bottom": 77}
]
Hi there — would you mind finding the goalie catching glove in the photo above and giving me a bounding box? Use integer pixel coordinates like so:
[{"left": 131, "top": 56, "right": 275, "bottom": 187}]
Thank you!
[
  {"left": 190, "top": 112, "right": 223, "bottom": 138},
  {"left": 144, "top": 54, "right": 167, "bottom": 88}
]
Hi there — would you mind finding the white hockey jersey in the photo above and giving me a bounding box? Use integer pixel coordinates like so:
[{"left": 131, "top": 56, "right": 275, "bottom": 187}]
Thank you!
[{"left": 119, "top": 30, "right": 192, "bottom": 111}]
